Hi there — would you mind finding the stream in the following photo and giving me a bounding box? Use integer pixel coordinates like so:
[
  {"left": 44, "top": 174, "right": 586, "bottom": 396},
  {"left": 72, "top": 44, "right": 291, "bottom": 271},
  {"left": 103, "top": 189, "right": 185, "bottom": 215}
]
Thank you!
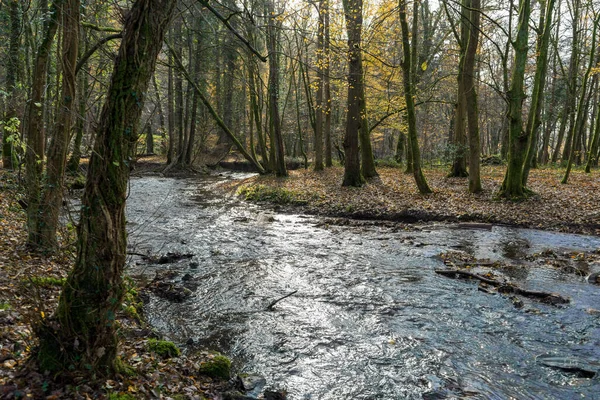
[{"left": 125, "top": 173, "right": 600, "bottom": 399}]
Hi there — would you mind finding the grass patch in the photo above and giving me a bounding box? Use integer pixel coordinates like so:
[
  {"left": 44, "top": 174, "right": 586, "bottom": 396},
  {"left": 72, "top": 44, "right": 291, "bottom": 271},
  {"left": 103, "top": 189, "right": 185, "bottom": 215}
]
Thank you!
[
  {"left": 25, "top": 276, "right": 66, "bottom": 288},
  {"left": 147, "top": 339, "right": 180, "bottom": 358},
  {"left": 238, "top": 184, "right": 308, "bottom": 205}
]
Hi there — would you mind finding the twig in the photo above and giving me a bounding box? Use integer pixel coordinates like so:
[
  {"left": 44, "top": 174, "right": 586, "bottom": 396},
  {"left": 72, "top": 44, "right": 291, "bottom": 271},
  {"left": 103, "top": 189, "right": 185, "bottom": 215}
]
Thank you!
[{"left": 266, "top": 290, "right": 298, "bottom": 310}]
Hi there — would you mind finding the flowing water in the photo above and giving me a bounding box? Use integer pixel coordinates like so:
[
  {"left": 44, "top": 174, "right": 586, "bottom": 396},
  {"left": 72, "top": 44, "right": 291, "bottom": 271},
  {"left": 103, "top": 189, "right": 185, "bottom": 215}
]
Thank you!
[{"left": 125, "top": 174, "right": 600, "bottom": 399}]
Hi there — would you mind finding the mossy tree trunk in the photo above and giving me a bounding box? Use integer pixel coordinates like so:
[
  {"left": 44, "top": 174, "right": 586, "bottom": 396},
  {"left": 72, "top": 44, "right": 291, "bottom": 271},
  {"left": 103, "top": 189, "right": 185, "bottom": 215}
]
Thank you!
[
  {"left": 37, "top": 0, "right": 176, "bottom": 374},
  {"left": 36, "top": 0, "right": 79, "bottom": 250},
  {"left": 2, "top": 0, "right": 20, "bottom": 170},
  {"left": 341, "top": 0, "right": 365, "bottom": 187},
  {"left": 399, "top": 0, "right": 432, "bottom": 194},
  {"left": 499, "top": 0, "right": 531, "bottom": 198},
  {"left": 25, "top": 2, "right": 60, "bottom": 247}
]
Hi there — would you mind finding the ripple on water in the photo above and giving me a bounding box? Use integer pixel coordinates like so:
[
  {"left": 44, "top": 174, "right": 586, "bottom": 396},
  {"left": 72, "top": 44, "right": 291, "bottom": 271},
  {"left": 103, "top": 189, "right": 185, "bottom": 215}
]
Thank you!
[{"left": 126, "top": 175, "right": 600, "bottom": 399}]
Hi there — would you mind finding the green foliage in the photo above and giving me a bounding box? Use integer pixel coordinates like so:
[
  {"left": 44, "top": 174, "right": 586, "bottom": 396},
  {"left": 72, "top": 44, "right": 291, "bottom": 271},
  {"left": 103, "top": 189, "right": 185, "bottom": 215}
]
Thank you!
[
  {"left": 147, "top": 339, "right": 180, "bottom": 358},
  {"left": 26, "top": 276, "right": 66, "bottom": 288},
  {"left": 198, "top": 354, "right": 232, "bottom": 380},
  {"left": 121, "top": 277, "right": 142, "bottom": 321},
  {"left": 238, "top": 184, "right": 308, "bottom": 205},
  {"left": 0, "top": 302, "right": 11, "bottom": 310},
  {"left": 375, "top": 157, "right": 402, "bottom": 168}
]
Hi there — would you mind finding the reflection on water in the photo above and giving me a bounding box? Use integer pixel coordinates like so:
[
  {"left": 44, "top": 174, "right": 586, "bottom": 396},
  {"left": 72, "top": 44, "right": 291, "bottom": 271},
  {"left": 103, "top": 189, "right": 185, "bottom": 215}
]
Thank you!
[{"left": 126, "top": 174, "right": 600, "bottom": 399}]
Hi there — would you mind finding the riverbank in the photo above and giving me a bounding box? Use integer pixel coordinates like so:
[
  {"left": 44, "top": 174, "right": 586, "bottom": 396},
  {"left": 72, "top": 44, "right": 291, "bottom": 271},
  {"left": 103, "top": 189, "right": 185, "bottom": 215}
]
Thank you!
[
  {"left": 0, "top": 170, "right": 233, "bottom": 399},
  {"left": 224, "top": 165, "right": 600, "bottom": 235}
]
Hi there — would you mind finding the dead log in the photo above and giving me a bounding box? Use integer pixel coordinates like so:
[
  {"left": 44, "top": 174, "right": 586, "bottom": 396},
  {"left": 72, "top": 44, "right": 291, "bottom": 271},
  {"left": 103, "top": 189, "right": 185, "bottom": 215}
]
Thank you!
[{"left": 435, "top": 269, "right": 570, "bottom": 305}]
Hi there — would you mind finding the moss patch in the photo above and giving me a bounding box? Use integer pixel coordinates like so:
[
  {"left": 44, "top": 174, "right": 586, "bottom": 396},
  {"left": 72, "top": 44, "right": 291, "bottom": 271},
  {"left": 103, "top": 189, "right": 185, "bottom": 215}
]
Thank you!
[
  {"left": 25, "top": 276, "right": 66, "bottom": 288},
  {"left": 146, "top": 338, "right": 180, "bottom": 358},
  {"left": 198, "top": 353, "right": 231, "bottom": 380}
]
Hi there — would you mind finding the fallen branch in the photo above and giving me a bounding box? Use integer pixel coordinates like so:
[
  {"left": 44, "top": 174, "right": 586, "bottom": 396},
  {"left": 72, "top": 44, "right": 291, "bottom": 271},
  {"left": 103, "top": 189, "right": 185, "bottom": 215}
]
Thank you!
[
  {"left": 266, "top": 290, "right": 298, "bottom": 310},
  {"left": 435, "top": 269, "right": 570, "bottom": 305}
]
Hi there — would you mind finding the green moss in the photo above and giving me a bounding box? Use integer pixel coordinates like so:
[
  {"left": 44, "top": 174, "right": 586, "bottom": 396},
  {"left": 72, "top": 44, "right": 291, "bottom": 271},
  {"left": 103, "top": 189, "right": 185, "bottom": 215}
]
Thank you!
[
  {"left": 238, "top": 184, "right": 307, "bottom": 205},
  {"left": 375, "top": 157, "right": 402, "bottom": 168},
  {"left": 26, "top": 276, "right": 66, "bottom": 288},
  {"left": 121, "top": 277, "right": 142, "bottom": 322},
  {"left": 147, "top": 339, "right": 180, "bottom": 358},
  {"left": 198, "top": 354, "right": 231, "bottom": 380},
  {"left": 0, "top": 302, "right": 11, "bottom": 310}
]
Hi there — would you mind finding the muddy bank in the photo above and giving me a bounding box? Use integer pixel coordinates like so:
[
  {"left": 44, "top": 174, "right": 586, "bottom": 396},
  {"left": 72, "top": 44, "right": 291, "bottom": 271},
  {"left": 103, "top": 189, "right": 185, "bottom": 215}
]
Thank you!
[{"left": 222, "top": 166, "right": 600, "bottom": 235}]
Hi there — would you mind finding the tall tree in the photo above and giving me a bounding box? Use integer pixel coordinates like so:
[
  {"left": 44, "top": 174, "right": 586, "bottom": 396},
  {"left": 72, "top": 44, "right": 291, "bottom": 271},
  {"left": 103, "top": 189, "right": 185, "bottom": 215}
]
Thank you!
[
  {"left": 37, "top": 0, "right": 177, "bottom": 373},
  {"left": 444, "top": 0, "right": 468, "bottom": 178},
  {"left": 267, "top": 0, "right": 287, "bottom": 176},
  {"left": 499, "top": 0, "right": 531, "bottom": 198},
  {"left": 463, "top": 0, "right": 482, "bottom": 193},
  {"left": 522, "top": 0, "right": 557, "bottom": 185},
  {"left": 323, "top": 0, "right": 333, "bottom": 167},
  {"left": 35, "top": 0, "right": 80, "bottom": 250},
  {"left": 562, "top": 12, "right": 599, "bottom": 184},
  {"left": 341, "top": 0, "right": 366, "bottom": 186},
  {"left": 314, "top": 0, "right": 326, "bottom": 171},
  {"left": 2, "top": 0, "right": 20, "bottom": 170},
  {"left": 399, "top": 0, "right": 432, "bottom": 194},
  {"left": 24, "top": 2, "right": 60, "bottom": 247}
]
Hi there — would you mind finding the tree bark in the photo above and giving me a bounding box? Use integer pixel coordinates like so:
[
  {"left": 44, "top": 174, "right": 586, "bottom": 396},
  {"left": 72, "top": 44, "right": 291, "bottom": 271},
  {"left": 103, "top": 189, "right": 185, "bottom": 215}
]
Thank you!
[
  {"left": 2, "top": 0, "right": 20, "bottom": 170},
  {"left": 341, "top": 0, "right": 365, "bottom": 187},
  {"left": 36, "top": 0, "right": 80, "bottom": 250},
  {"left": 522, "top": 0, "right": 556, "bottom": 185},
  {"left": 25, "top": 2, "right": 60, "bottom": 247},
  {"left": 499, "top": 0, "right": 531, "bottom": 198},
  {"left": 562, "top": 15, "right": 599, "bottom": 184},
  {"left": 464, "top": 0, "right": 482, "bottom": 193},
  {"left": 267, "top": 0, "right": 287, "bottom": 176},
  {"left": 399, "top": 0, "right": 432, "bottom": 194},
  {"left": 38, "top": 0, "right": 176, "bottom": 374}
]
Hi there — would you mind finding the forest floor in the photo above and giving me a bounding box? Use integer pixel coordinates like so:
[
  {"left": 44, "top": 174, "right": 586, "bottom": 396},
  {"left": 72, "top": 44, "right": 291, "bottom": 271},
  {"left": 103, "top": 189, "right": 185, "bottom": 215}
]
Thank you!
[
  {"left": 225, "top": 165, "right": 600, "bottom": 236},
  {"left": 0, "top": 168, "right": 233, "bottom": 399}
]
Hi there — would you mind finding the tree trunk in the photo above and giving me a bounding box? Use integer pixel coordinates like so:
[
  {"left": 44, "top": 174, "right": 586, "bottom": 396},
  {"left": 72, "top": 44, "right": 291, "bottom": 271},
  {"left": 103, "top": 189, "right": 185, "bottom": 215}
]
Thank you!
[
  {"left": 521, "top": 0, "right": 556, "bottom": 185},
  {"left": 37, "top": 0, "right": 176, "bottom": 374},
  {"left": 267, "top": 0, "right": 287, "bottom": 176},
  {"left": 36, "top": 0, "right": 80, "bottom": 250},
  {"left": 499, "top": 0, "right": 531, "bottom": 198},
  {"left": 314, "top": 0, "right": 325, "bottom": 171},
  {"left": 341, "top": 0, "right": 365, "bottom": 186},
  {"left": 399, "top": 0, "right": 431, "bottom": 194},
  {"left": 447, "top": 0, "right": 468, "bottom": 178},
  {"left": 464, "top": 0, "right": 482, "bottom": 193},
  {"left": 585, "top": 87, "right": 600, "bottom": 172},
  {"left": 562, "top": 16, "right": 599, "bottom": 183},
  {"left": 2, "top": 0, "right": 20, "bottom": 170},
  {"left": 324, "top": 0, "right": 332, "bottom": 167},
  {"left": 25, "top": 3, "right": 60, "bottom": 247}
]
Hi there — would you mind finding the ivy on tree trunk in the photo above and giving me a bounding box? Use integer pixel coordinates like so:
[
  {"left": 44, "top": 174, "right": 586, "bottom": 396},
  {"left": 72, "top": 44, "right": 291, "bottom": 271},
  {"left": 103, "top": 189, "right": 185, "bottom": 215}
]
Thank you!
[{"left": 37, "top": 0, "right": 176, "bottom": 374}]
